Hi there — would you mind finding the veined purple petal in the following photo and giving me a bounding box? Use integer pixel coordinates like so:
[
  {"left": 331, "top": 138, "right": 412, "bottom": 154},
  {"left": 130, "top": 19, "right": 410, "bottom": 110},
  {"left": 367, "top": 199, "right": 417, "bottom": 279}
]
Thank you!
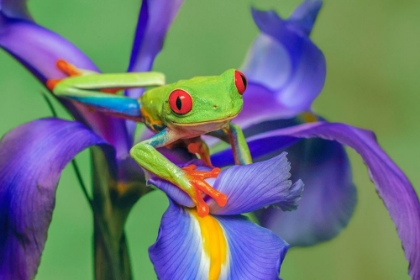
[
  {"left": 0, "top": 0, "right": 32, "bottom": 20},
  {"left": 256, "top": 138, "right": 357, "bottom": 246},
  {"left": 218, "top": 215, "right": 287, "bottom": 279},
  {"left": 210, "top": 153, "right": 304, "bottom": 215},
  {"left": 0, "top": 15, "right": 131, "bottom": 156},
  {"left": 126, "top": 0, "right": 183, "bottom": 99},
  {"left": 149, "top": 154, "right": 303, "bottom": 215},
  {"left": 248, "top": 121, "right": 420, "bottom": 279},
  {"left": 0, "top": 118, "right": 113, "bottom": 279},
  {"left": 149, "top": 201, "right": 287, "bottom": 280},
  {"left": 239, "top": 6, "right": 325, "bottom": 126}
]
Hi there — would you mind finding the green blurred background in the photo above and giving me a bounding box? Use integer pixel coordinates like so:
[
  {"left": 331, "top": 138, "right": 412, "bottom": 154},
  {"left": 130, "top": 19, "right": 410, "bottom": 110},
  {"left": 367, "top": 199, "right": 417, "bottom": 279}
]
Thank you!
[{"left": 1, "top": 0, "right": 419, "bottom": 279}]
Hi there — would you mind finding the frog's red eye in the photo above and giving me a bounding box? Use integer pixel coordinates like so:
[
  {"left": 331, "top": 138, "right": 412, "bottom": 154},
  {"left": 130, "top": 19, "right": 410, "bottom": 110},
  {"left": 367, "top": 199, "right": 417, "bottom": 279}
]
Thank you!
[
  {"left": 169, "top": 89, "right": 193, "bottom": 115},
  {"left": 234, "top": 70, "right": 247, "bottom": 95}
]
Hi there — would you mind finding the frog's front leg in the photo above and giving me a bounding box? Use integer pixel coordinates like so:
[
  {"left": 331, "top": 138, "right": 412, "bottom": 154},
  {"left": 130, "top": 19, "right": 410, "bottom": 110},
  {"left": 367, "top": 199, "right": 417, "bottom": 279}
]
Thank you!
[
  {"left": 46, "top": 60, "right": 165, "bottom": 118},
  {"left": 228, "top": 123, "right": 252, "bottom": 165},
  {"left": 209, "top": 122, "right": 252, "bottom": 165},
  {"left": 130, "top": 129, "right": 227, "bottom": 217}
]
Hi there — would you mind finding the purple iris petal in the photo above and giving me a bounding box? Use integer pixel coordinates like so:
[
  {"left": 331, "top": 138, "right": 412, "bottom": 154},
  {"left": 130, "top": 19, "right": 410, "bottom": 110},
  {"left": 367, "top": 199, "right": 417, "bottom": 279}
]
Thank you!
[
  {"left": 0, "top": 16, "right": 98, "bottom": 82},
  {"left": 0, "top": 118, "right": 112, "bottom": 279},
  {"left": 210, "top": 153, "right": 303, "bottom": 215},
  {"left": 149, "top": 201, "right": 288, "bottom": 280},
  {"left": 257, "top": 138, "right": 357, "bottom": 246},
  {"left": 247, "top": 121, "right": 420, "bottom": 279},
  {"left": 149, "top": 201, "right": 207, "bottom": 279},
  {"left": 0, "top": 13, "right": 131, "bottom": 156},
  {"left": 149, "top": 154, "right": 303, "bottom": 215},
  {"left": 239, "top": 4, "right": 325, "bottom": 125},
  {"left": 234, "top": 83, "right": 297, "bottom": 128},
  {"left": 211, "top": 132, "right": 298, "bottom": 167},
  {"left": 217, "top": 215, "right": 288, "bottom": 279},
  {"left": 149, "top": 175, "right": 194, "bottom": 207},
  {"left": 288, "top": 0, "right": 323, "bottom": 36},
  {"left": 0, "top": 0, "right": 32, "bottom": 20},
  {"left": 126, "top": 0, "right": 183, "bottom": 99}
]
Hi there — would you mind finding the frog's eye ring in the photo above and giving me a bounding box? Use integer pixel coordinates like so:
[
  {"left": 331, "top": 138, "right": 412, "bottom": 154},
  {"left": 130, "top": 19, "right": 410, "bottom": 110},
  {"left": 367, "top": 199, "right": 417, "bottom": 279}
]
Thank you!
[
  {"left": 169, "top": 89, "right": 193, "bottom": 115},
  {"left": 234, "top": 70, "right": 247, "bottom": 95}
]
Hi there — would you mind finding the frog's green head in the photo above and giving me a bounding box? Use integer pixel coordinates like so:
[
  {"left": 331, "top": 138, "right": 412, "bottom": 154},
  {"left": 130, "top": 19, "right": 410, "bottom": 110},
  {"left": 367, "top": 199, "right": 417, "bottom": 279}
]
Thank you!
[{"left": 161, "top": 69, "right": 247, "bottom": 126}]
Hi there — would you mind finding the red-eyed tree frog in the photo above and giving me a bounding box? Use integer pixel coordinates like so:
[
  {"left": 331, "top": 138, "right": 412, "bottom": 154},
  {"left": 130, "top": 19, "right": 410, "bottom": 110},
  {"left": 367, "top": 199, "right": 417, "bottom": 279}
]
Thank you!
[{"left": 48, "top": 60, "right": 252, "bottom": 216}]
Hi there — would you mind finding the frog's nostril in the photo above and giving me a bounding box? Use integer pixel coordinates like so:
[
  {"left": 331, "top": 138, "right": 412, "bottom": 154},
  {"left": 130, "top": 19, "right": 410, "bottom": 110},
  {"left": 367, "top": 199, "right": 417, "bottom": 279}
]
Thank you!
[{"left": 213, "top": 105, "right": 218, "bottom": 109}]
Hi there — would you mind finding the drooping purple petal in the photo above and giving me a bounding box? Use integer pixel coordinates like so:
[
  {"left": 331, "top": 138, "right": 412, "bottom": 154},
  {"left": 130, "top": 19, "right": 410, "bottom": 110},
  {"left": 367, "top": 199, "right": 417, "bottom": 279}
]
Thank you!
[
  {"left": 247, "top": 121, "right": 420, "bottom": 279},
  {"left": 149, "top": 201, "right": 287, "bottom": 280},
  {"left": 126, "top": 0, "right": 183, "bottom": 99},
  {"left": 256, "top": 138, "right": 357, "bottom": 246},
  {"left": 238, "top": 5, "right": 325, "bottom": 126},
  {"left": 0, "top": 15, "right": 131, "bottom": 156},
  {"left": 218, "top": 215, "right": 288, "bottom": 279},
  {"left": 149, "top": 201, "right": 215, "bottom": 279},
  {"left": 0, "top": 118, "right": 113, "bottom": 279},
  {"left": 210, "top": 153, "right": 304, "bottom": 215}
]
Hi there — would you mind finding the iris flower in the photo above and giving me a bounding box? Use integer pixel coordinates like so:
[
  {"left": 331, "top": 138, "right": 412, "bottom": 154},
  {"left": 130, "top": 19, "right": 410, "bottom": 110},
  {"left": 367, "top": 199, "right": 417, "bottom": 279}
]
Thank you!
[
  {"left": 211, "top": 0, "right": 420, "bottom": 279},
  {"left": 148, "top": 155, "right": 303, "bottom": 279},
  {"left": 0, "top": 0, "right": 419, "bottom": 280},
  {"left": 0, "top": 0, "right": 303, "bottom": 279},
  {"left": 0, "top": 0, "right": 188, "bottom": 278}
]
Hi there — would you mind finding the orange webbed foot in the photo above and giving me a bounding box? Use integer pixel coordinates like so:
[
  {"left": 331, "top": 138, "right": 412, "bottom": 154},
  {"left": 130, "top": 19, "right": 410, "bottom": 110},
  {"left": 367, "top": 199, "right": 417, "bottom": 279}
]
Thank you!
[{"left": 181, "top": 164, "right": 227, "bottom": 217}]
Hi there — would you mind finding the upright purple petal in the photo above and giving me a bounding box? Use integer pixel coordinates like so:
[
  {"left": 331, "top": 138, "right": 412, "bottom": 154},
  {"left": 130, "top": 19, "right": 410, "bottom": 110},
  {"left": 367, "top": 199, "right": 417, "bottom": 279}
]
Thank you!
[
  {"left": 149, "top": 201, "right": 287, "bottom": 280},
  {"left": 0, "top": 0, "right": 32, "bottom": 20},
  {"left": 256, "top": 138, "right": 357, "bottom": 246},
  {"left": 248, "top": 121, "right": 420, "bottom": 279},
  {"left": 0, "top": 118, "right": 113, "bottom": 279},
  {"left": 0, "top": 14, "right": 131, "bottom": 156},
  {"left": 289, "top": 0, "right": 323, "bottom": 36},
  {"left": 239, "top": 6, "right": 325, "bottom": 126},
  {"left": 126, "top": 0, "right": 183, "bottom": 99}
]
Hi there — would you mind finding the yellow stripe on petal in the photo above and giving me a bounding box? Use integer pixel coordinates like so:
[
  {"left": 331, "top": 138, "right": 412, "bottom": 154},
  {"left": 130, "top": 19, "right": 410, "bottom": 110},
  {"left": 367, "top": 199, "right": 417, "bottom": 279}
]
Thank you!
[{"left": 189, "top": 209, "right": 229, "bottom": 280}]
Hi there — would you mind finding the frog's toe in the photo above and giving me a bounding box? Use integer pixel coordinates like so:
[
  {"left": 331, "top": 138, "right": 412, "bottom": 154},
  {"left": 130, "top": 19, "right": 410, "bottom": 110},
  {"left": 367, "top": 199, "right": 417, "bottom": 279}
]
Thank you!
[{"left": 56, "top": 59, "right": 82, "bottom": 76}]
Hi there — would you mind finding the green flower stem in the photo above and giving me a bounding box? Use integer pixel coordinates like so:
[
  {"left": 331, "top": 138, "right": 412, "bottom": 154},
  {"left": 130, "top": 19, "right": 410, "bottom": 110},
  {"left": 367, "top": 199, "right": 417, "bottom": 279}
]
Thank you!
[{"left": 90, "top": 147, "right": 147, "bottom": 280}]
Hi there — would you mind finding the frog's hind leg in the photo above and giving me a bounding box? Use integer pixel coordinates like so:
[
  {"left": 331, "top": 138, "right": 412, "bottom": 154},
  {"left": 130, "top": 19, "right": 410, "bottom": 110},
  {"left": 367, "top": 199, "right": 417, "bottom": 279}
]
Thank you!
[
  {"left": 47, "top": 59, "right": 165, "bottom": 93},
  {"left": 46, "top": 59, "right": 165, "bottom": 120}
]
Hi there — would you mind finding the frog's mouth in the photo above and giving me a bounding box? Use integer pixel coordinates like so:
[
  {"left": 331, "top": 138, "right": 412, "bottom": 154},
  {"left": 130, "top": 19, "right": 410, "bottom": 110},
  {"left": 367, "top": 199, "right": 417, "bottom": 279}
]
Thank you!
[{"left": 171, "top": 113, "right": 239, "bottom": 127}]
